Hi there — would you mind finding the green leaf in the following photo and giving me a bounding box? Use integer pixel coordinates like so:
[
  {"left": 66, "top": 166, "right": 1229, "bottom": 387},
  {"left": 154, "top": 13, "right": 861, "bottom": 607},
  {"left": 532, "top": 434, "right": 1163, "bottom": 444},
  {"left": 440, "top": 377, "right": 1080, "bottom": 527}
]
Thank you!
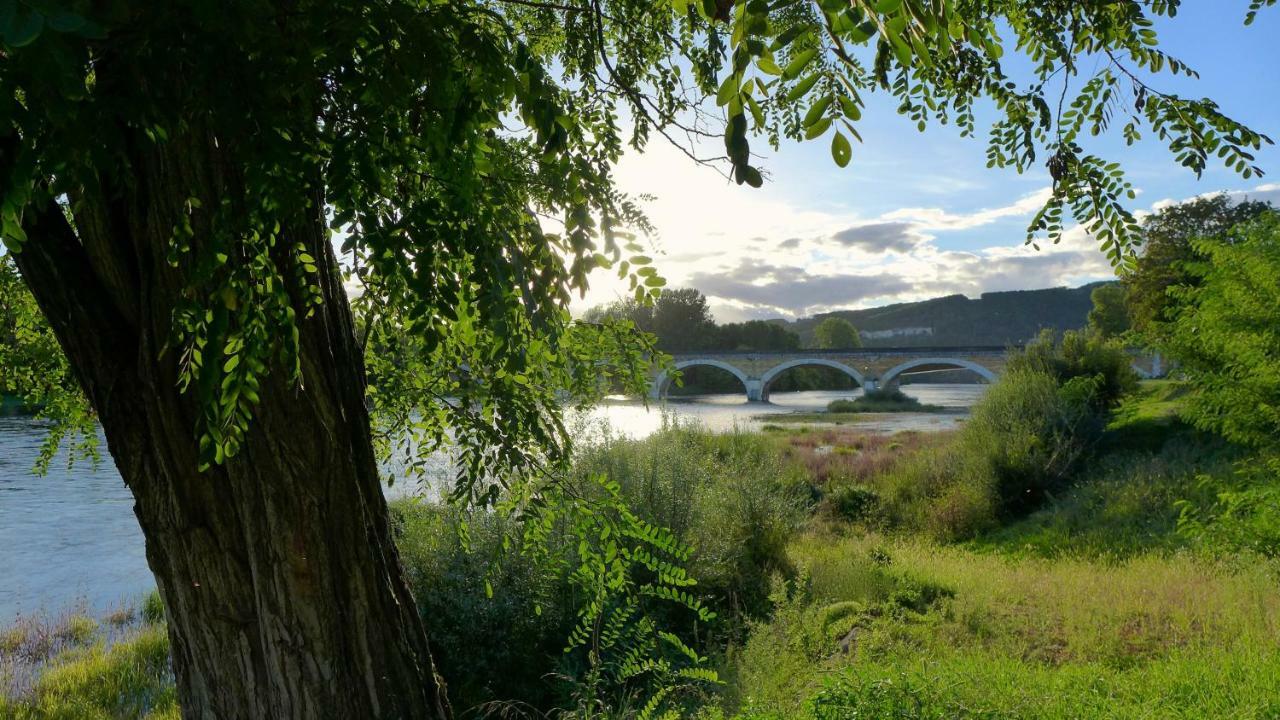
[
  {"left": 831, "top": 131, "right": 852, "bottom": 167},
  {"left": 715, "top": 73, "right": 738, "bottom": 106},
  {"left": 757, "top": 54, "right": 783, "bottom": 76},
  {"left": 804, "top": 118, "right": 832, "bottom": 139},
  {"left": 781, "top": 49, "right": 817, "bottom": 80},
  {"left": 4, "top": 9, "right": 44, "bottom": 48},
  {"left": 786, "top": 73, "right": 821, "bottom": 102},
  {"left": 838, "top": 94, "right": 862, "bottom": 121},
  {"left": 802, "top": 95, "right": 833, "bottom": 128},
  {"left": 743, "top": 165, "right": 763, "bottom": 188}
]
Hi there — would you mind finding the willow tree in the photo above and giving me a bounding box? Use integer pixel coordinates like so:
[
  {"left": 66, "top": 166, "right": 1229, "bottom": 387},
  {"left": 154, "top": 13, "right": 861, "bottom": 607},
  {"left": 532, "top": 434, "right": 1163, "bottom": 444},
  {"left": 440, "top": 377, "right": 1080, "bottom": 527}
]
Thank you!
[{"left": 0, "top": 0, "right": 1270, "bottom": 717}]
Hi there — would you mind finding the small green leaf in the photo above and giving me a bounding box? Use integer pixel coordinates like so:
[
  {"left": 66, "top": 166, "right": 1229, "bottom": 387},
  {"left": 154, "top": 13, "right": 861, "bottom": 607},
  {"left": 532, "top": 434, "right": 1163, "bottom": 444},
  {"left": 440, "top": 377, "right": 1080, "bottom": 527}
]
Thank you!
[
  {"left": 804, "top": 118, "right": 832, "bottom": 139},
  {"left": 803, "top": 95, "right": 833, "bottom": 128},
  {"left": 831, "top": 131, "right": 852, "bottom": 167},
  {"left": 715, "top": 73, "right": 738, "bottom": 106},
  {"left": 838, "top": 94, "right": 862, "bottom": 121}
]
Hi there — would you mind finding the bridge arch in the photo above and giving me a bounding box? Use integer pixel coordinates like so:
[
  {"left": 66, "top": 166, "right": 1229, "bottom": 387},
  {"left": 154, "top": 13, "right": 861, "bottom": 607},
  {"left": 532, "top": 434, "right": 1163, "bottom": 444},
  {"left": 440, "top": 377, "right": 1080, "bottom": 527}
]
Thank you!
[
  {"left": 879, "top": 357, "right": 997, "bottom": 388},
  {"left": 651, "top": 359, "right": 752, "bottom": 400},
  {"left": 760, "top": 359, "right": 866, "bottom": 401}
]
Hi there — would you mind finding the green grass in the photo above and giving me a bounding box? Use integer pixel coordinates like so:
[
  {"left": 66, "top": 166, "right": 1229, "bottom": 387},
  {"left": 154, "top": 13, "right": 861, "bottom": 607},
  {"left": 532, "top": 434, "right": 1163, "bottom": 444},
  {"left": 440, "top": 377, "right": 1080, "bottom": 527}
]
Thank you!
[
  {"left": 1102, "top": 380, "right": 1194, "bottom": 452},
  {"left": 724, "top": 532, "right": 1280, "bottom": 719},
  {"left": 1, "top": 594, "right": 176, "bottom": 719}
]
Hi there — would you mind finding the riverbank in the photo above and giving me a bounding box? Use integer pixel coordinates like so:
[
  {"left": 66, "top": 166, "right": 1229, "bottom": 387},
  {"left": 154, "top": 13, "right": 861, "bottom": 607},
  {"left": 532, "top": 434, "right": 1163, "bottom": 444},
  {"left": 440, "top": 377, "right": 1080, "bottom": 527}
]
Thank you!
[{"left": 8, "top": 380, "right": 1277, "bottom": 717}]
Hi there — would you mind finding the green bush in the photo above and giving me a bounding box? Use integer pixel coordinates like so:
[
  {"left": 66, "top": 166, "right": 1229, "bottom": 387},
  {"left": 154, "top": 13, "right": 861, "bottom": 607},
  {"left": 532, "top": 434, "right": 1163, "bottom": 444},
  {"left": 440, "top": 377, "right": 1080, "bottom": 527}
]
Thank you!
[
  {"left": 876, "top": 368, "right": 1107, "bottom": 540},
  {"left": 1007, "top": 328, "right": 1138, "bottom": 411},
  {"left": 574, "top": 425, "right": 811, "bottom": 624},
  {"left": 386, "top": 423, "right": 810, "bottom": 713},
  {"left": 391, "top": 501, "right": 576, "bottom": 712},
  {"left": 827, "top": 389, "right": 941, "bottom": 414},
  {"left": 827, "top": 484, "right": 881, "bottom": 523},
  {"left": 1176, "top": 456, "right": 1280, "bottom": 557}
]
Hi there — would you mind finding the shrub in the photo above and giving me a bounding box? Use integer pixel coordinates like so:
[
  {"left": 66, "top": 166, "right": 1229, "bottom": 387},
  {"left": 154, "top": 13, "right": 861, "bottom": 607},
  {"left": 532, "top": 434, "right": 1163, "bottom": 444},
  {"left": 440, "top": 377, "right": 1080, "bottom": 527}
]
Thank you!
[
  {"left": 877, "top": 368, "right": 1106, "bottom": 540},
  {"left": 391, "top": 501, "right": 576, "bottom": 712},
  {"left": 574, "top": 425, "right": 811, "bottom": 625},
  {"left": 1007, "top": 328, "right": 1138, "bottom": 411},
  {"left": 1177, "top": 456, "right": 1280, "bottom": 557},
  {"left": 827, "top": 484, "right": 880, "bottom": 523},
  {"left": 827, "top": 389, "right": 941, "bottom": 414}
]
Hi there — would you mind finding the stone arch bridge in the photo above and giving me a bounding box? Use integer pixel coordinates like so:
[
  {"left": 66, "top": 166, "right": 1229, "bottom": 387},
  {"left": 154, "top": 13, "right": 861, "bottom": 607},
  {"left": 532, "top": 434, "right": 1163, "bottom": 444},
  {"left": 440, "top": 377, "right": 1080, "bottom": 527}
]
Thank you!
[
  {"left": 651, "top": 347, "right": 1008, "bottom": 402},
  {"left": 651, "top": 347, "right": 1167, "bottom": 402}
]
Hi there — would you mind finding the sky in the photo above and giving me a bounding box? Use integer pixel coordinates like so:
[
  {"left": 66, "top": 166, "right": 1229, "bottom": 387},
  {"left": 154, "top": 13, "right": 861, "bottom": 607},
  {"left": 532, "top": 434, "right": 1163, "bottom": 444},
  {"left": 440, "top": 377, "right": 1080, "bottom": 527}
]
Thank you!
[{"left": 572, "top": 4, "right": 1280, "bottom": 323}]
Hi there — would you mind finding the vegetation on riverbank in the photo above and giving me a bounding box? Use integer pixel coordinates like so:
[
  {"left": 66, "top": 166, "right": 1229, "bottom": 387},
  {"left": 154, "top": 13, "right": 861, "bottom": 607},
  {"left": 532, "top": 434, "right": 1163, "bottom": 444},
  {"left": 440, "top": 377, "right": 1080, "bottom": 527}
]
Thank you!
[
  {"left": 0, "top": 593, "right": 174, "bottom": 719},
  {"left": 9, "top": 369, "right": 1278, "bottom": 718}
]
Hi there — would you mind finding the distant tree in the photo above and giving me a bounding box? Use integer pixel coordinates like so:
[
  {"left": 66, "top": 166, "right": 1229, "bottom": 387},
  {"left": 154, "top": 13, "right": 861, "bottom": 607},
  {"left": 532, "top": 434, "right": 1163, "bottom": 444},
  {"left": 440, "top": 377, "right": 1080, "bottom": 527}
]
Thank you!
[
  {"left": 583, "top": 297, "right": 655, "bottom": 334},
  {"left": 1166, "top": 213, "right": 1280, "bottom": 450},
  {"left": 650, "top": 288, "right": 718, "bottom": 353},
  {"left": 1125, "top": 195, "right": 1272, "bottom": 339},
  {"left": 717, "top": 320, "right": 800, "bottom": 351},
  {"left": 1087, "top": 284, "right": 1130, "bottom": 339},
  {"left": 813, "top": 317, "right": 862, "bottom": 350}
]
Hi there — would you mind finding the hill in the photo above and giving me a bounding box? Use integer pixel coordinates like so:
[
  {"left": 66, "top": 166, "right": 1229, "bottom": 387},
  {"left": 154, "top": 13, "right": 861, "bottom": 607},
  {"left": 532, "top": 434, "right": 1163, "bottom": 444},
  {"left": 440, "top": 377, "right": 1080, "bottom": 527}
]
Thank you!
[{"left": 784, "top": 282, "right": 1109, "bottom": 348}]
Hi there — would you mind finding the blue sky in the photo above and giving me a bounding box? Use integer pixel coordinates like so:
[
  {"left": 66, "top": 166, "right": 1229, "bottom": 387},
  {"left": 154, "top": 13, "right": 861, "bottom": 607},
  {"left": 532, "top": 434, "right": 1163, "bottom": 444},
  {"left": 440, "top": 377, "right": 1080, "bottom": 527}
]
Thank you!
[{"left": 576, "top": 4, "right": 1280, "bottom": 322}]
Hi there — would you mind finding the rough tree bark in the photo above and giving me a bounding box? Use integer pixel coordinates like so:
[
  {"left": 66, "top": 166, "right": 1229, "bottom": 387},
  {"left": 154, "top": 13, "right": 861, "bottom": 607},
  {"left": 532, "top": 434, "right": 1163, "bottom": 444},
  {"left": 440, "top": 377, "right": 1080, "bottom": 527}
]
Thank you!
[{"left": 8, "top": 128, "right": 452, "bottom": 717}]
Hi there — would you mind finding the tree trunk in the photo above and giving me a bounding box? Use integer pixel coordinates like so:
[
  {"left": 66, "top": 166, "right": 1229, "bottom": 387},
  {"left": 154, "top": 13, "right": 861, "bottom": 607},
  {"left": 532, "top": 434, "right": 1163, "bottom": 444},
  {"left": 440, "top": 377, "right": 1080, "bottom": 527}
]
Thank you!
[{"left": 9, "top": 128, "right": 452, "bottom": 718}]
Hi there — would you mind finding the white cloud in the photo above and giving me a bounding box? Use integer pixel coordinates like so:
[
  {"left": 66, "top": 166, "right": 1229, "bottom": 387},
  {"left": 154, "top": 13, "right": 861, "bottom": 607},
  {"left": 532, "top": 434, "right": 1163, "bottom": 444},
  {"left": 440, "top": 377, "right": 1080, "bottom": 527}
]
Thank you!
[{"left": 573, "top": 148, "right": 1276, "bottom": 321}]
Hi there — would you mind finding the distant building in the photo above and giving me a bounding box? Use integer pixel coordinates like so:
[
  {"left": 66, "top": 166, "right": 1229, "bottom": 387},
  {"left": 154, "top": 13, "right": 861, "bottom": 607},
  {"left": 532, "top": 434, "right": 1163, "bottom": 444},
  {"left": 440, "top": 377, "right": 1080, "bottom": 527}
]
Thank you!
[{"left": 860, "top": 326, "right": 933, "bottom": 341}]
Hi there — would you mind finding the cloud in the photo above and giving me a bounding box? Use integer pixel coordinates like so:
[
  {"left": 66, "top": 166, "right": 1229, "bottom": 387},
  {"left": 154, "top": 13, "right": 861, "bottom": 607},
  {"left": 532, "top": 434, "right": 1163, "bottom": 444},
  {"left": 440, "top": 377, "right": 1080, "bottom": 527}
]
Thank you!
[
  {"left": 829, "top": 222, "right": 925, "bottom": 253},
  {"left": 687, "top": 261, "right": 915, "bottom": 317},
  {"left": 1150, "top": 182, "right": 1280, "bottom": 212},
  {"left": 882, "top": 187, "right": 1053, "bottom": 230},
  {"left": 571, "top": 143, "right": 1276, "bottom": 322}
]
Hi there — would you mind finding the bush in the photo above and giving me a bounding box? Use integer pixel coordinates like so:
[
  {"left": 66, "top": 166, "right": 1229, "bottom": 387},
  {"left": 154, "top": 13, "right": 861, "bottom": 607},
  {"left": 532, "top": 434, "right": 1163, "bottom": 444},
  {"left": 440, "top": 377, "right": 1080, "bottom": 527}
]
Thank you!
[
  {"left": 877, "top": 368, "right": 1106, "bottom": 540},
  {"left": 827, "top": 484, "right": 880, "bottom": 523},
  {"left": 574, "top": 425, "right": 811, "bottom": 624},
  {"left": 391, "top": 501, "right": 576, "bottom": 712},
  {"left": 827, "top": 389, "right": 941, "bottom": 414},
  {"left": 387, "top": 423, "right": 811, "bottom": 713},
  {"left": 1177, "top": 456, "right": 1280, "bottom": 557},
  {"left": 1008, "top": 328, "right": 1138, "bottom": 410}
]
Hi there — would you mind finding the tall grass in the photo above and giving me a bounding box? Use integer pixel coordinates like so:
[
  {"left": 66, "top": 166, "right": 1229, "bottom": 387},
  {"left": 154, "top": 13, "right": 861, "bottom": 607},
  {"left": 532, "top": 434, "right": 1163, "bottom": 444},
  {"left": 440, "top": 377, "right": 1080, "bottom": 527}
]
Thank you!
[
  {"left": 726, "top": 532, "right": 1280, "bottom": 719},
  {"left": 0, "top": 594, "right": 176, "bottom": 719}
]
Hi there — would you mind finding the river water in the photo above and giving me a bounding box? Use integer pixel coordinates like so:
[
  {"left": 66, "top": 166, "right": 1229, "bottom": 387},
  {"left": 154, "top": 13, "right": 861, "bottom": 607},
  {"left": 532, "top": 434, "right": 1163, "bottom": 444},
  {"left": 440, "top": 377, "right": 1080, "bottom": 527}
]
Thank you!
[{"left": 0, "top": 384, "right": 984, "bottom": 622}]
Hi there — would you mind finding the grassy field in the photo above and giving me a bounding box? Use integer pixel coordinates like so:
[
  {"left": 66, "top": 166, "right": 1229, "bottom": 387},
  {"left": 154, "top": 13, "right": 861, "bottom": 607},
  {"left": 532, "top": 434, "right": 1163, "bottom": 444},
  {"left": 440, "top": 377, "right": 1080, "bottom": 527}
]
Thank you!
[{"left": 716, "top": 381, "right": 1280, "bottom": 719}]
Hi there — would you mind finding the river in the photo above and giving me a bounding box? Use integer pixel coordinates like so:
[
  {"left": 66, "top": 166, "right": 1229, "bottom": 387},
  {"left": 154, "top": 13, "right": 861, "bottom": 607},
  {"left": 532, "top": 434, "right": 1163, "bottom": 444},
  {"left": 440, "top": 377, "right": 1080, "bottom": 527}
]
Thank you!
[{"left": 0, "top": 384, "right": 984, "bottom": 622}]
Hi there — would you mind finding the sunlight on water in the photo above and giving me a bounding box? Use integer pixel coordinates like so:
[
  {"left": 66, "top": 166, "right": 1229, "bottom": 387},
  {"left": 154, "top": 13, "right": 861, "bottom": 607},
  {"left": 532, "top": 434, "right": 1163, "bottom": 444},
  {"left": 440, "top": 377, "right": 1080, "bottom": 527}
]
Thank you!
[{"left": 0, "top": 383, "right": 985, "bottom": 621}]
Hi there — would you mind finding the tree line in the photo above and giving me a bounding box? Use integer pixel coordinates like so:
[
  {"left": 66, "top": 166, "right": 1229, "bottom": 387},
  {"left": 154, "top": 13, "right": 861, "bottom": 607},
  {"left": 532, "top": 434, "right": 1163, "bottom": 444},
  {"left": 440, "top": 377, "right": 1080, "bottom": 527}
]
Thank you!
[{"left": 584, "top": 288, "right": 862, "bottom": 353}]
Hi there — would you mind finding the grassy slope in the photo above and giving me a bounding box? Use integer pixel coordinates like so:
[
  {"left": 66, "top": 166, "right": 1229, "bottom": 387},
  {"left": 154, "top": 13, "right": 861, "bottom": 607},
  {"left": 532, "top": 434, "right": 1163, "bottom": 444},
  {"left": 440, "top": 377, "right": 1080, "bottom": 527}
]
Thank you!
[{"left": 720, "top": 382, "right": 1280, "bottom": 719}]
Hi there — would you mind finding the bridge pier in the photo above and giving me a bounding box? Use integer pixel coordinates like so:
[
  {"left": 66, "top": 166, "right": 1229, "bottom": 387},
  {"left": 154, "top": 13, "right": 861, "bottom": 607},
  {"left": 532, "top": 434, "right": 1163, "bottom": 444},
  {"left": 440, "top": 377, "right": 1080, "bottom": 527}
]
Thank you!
[{"left": 745, "top": 379, "right": 766, "bottom": 403}]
